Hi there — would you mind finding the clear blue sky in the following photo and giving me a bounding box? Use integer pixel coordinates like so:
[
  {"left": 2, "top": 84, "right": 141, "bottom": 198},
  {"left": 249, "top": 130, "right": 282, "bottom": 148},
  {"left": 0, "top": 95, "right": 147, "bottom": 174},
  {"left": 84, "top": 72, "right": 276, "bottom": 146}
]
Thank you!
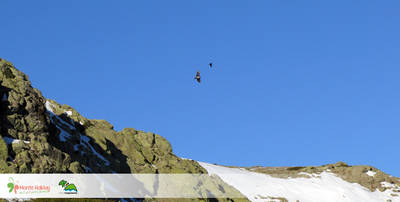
[{"left": 1, "top": 1, "right": 400, "bottom": 176}]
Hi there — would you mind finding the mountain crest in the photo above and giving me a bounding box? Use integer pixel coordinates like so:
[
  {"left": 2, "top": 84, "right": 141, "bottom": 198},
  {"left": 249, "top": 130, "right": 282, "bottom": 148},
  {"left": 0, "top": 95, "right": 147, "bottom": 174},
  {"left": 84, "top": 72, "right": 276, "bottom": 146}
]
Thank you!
[{"left": 0, "top": 59, "right": 205, "bottom": 174}]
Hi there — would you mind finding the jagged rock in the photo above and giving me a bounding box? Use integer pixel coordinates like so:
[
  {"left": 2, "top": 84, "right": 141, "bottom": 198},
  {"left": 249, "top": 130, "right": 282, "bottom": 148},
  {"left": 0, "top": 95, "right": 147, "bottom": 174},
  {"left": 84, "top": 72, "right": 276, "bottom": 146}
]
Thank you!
[
  {"left": 0, "top": 59, "right": 69, "bottom": 173},
  {"left": 0, "top": 58, "right": 207, "bottom": 175},
  {"left": 0, "top": 58, "right": 246, "bottom": 201}
]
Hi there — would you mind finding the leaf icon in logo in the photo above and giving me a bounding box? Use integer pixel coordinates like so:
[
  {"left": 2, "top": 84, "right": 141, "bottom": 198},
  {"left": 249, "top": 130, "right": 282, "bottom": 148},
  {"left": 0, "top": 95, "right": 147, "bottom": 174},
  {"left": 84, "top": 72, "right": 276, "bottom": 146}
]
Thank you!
[
  {"left": 59, "top": 180, "right": 67, "bottom": 188},
  {"left": 7, "top": 182, "right": 14, "bottom": 193}
]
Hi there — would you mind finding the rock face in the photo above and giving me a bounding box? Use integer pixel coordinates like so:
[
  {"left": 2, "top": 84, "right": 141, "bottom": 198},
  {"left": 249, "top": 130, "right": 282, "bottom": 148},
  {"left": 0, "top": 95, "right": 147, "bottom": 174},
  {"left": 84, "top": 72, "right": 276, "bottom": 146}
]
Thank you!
[
  {"left": 0, "top": 59, "right": 62, "bottom": 173},
  {"left": 0, "top": 59, "right": 207, "bottom": 175}
]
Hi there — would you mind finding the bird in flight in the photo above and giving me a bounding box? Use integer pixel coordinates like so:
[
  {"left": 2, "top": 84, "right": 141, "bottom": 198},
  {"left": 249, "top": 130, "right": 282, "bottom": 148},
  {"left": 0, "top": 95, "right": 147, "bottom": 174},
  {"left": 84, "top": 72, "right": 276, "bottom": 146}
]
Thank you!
[
  {"left": 209, "top": 62, "right": 213, "bottom": 68},
  {"left": 194, "top": 71, "right": 201, "bottom": 83}
]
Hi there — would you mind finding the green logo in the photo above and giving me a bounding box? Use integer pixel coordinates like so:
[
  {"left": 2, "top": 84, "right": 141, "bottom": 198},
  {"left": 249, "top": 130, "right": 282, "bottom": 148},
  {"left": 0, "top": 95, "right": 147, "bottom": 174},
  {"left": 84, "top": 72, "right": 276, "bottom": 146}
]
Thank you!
[
  {"left": 59, "top": 179, "right": 78, "bottom": 194},
  {"left": 7, "top": 177, "right": 14, "bottom": 193}
]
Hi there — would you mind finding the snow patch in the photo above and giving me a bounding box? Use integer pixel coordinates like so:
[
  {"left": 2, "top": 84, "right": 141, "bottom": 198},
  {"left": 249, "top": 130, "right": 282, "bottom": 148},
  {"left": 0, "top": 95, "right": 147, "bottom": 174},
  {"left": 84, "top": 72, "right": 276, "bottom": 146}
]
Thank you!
[
  {"left": 381, "top": 182, "right": 397, "bottom": 189},
  {"left": 366, "top": 170, "right": 376, "bottom": 177},
  {"left": 45, "top": 102, "right": 75, "bottom": 142},
  {"left": 298, "top": 172, "right": 320, "bottom": 178},
  {"left": 80, "top": 135, "right": 110, "bottom": 166},
  {"left": 198, "top": 162, "right": 400, "bottom": 202},
  {"left": 2, "top": 137, "right": 30, "bottom": 144},
  {"left": 45, "top": 101, "right": 54, "bottom": 113},
  {"left": 45, "top": 101, "right": 75, "bottom": 130},
  {"left": 45, "top": 101, "right": 109, "bottom": 167},
  {"left": 54, "top": 114, "right": 75, "bottom": 130}
]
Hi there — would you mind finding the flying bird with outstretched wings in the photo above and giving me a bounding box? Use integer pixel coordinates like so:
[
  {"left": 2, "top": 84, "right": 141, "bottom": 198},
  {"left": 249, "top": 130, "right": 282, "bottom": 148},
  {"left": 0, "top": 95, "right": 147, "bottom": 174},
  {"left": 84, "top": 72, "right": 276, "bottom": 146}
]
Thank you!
[{"left": 194, "top": 71, "right": 201, "bottom": 83}]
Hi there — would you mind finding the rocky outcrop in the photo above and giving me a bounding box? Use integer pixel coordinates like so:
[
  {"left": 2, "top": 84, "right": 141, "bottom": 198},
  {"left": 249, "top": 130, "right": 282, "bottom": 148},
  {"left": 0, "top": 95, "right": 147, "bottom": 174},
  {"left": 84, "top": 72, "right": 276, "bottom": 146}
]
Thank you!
[
  {"left": 0, "top": 59, "right": 249, "bottom": 202},
  {"left": 0, "top": 59, "right": 207, "bottom": 174},
  {"left": 0, "top": 59, "right": 69, "bottom": 173}
]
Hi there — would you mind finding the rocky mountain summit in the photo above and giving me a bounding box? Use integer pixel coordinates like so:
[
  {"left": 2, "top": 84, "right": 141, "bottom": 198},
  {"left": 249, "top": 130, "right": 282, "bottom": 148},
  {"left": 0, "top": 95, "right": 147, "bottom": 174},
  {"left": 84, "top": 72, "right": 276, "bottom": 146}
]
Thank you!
[
  {"left": 0, "top": 58, "right": 205, "bottom": 174},
  {"left": 0, "top": 59, "right": 247, "bottom": 202},
  {"left": 1, "top": 58, "right": 399, "bottom": 202}
]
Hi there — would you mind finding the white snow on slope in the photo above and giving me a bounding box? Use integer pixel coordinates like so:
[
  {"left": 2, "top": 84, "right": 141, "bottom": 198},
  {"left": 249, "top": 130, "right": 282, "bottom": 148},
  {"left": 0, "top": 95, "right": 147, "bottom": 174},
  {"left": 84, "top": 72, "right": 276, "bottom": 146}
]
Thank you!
[
  {"left": 298, "top": 172, "right": 320, "bottom": 178},
  {"left": 382, "top": 181, "right": 397, "bottom": 189},
  {"left": 45, "top": 100, "right": 110, "bottom": 166},
  {"left": 44, "top": 101, "right": 55, "bottom": 113},
  {"left": 2, "top": 137, "right": 30, "bottom": 144},
  {"left": 366, "top": 170, "right": 376, "bottom": 177},
  {"left": 45, "top": 101, "right": 75, "bottom": 130},
  {"left": 81, "top": 135, "right": 110, "bottom": 166},
  {"left": 45, "top": 101, "right": 73, "bottom": 142},
  {"left": 198, "top": 162, "right": 400, "bottom": 202}
]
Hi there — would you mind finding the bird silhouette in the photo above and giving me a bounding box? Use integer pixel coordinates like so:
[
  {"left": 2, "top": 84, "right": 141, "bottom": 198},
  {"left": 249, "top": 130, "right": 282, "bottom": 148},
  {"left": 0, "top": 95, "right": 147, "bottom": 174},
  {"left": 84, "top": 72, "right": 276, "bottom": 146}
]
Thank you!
[
  {"left": 209, "top": 62, "right": 213, "bottom": 68},
  {"left": 194, "top": 71, "right": 201, "bottom": 83}
]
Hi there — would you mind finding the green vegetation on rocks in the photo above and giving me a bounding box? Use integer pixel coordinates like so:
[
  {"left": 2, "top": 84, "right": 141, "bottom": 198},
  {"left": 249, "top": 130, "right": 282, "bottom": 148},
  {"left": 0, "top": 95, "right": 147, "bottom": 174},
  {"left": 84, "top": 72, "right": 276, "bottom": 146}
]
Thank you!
[
  {"left": 0, "top": 137, "right": 11, "bottom": 173},
  {"left": 0, "top": 59, "right": 207, "bottom": 174},
  {"left": 0, "top": 58, "right": 248, "bottom": 201}
]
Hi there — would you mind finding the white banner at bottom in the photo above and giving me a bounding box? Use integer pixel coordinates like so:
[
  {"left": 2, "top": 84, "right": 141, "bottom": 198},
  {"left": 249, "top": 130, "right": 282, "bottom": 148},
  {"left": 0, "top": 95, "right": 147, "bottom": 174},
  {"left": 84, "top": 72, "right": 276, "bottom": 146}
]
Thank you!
[{"left": 0, "top": 174, "right": 246, "bottom": 198}]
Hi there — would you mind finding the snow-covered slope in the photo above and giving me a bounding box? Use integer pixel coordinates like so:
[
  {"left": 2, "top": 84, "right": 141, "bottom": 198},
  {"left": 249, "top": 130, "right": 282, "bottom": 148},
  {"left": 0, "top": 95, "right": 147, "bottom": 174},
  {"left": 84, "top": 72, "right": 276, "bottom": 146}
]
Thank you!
[{"left": 198, "top": 162, "right": 400, "bottom": 202}]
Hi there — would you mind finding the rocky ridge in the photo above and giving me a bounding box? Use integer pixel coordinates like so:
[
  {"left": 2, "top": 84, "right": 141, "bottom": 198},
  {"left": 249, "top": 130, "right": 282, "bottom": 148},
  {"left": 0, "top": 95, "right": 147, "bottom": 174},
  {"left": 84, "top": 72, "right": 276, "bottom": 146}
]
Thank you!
[
  {"left": 1, "top": 58, "right": 400, "bottom": 202},
  {"left": 0, "top": 58, "right": 205, "bottom": 174},
  {"left": 0, "top": 58, "right": 248, "bottom": 202}
]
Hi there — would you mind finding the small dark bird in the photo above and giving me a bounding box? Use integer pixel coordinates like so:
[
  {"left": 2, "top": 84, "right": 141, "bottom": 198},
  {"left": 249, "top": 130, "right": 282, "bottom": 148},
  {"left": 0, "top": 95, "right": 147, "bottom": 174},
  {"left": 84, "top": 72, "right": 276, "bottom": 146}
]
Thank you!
[
  {"left": 209, "top": 62, "right": 213, "bottom": 68},
  {"left": 194, "top": 71, "right": 201, "bottom": 83}
]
